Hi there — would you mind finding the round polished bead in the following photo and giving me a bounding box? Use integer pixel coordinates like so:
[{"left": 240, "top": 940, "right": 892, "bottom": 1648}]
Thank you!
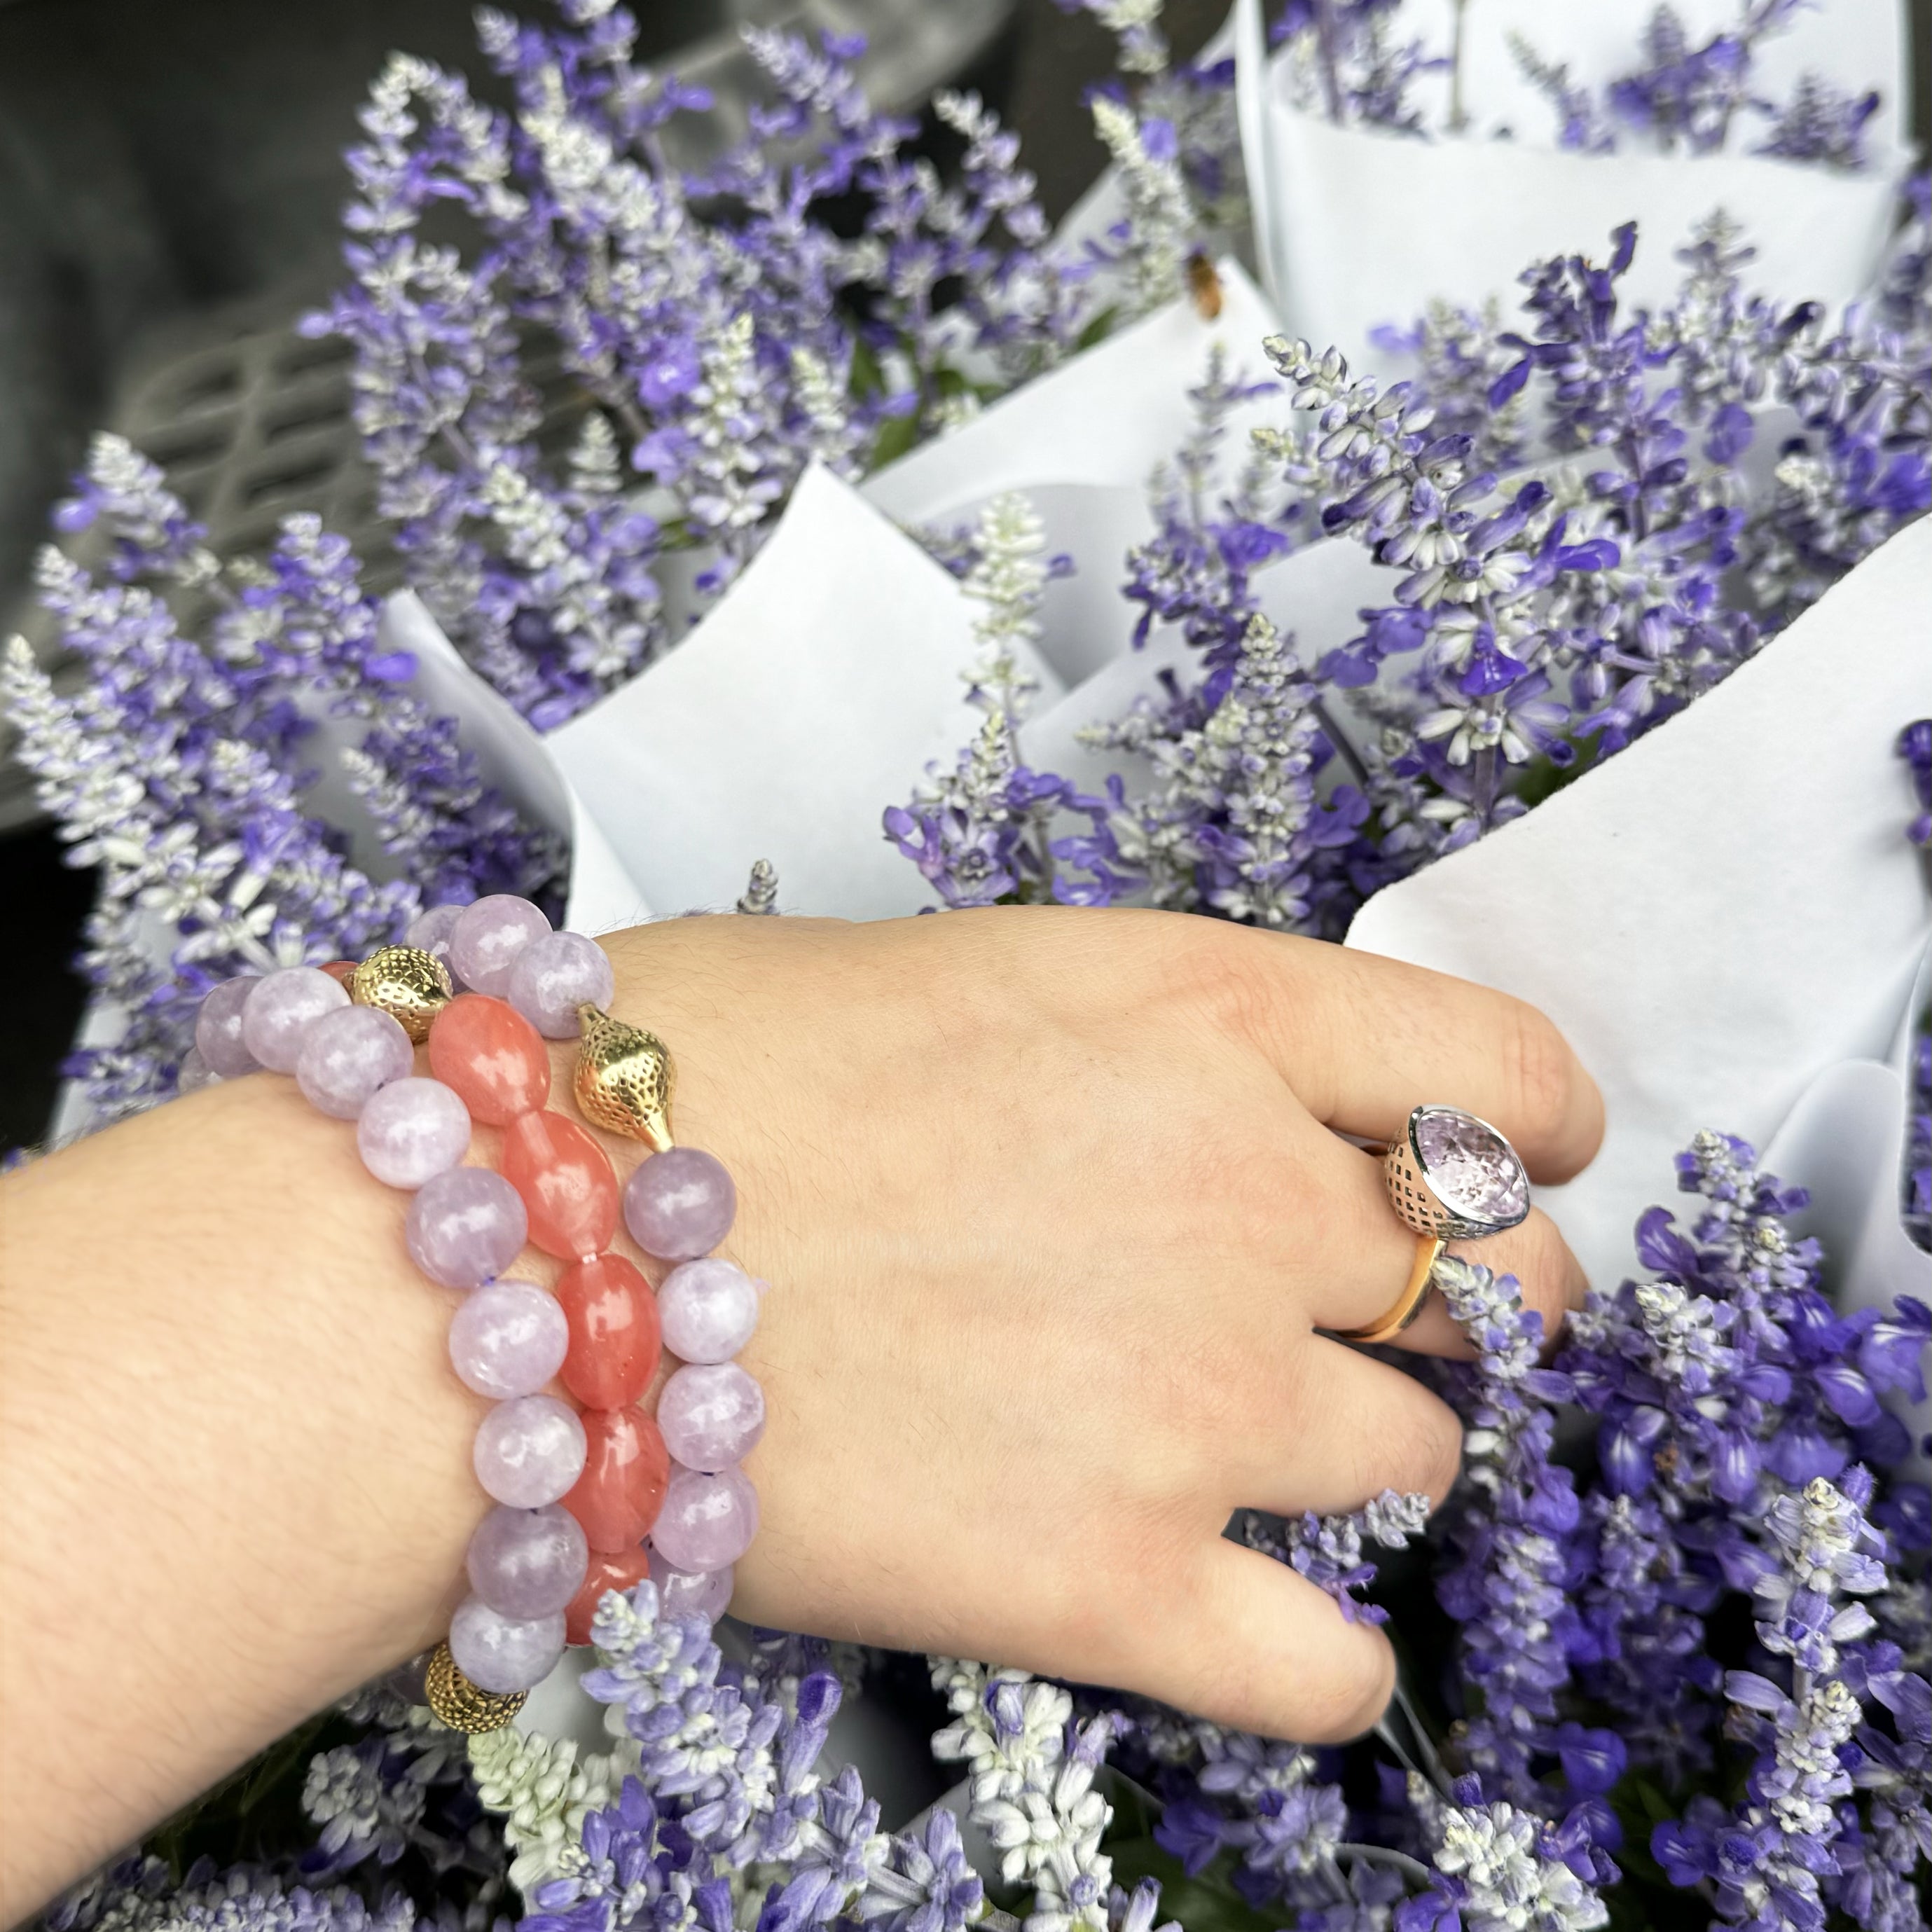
[
  {"left": 657, "top": 1363, "right": 765, "bottom": 1474},
  {"left": 503, "top": 1110, "right": 619, "bottom": 1260},
  {"left": 563, "top": 1407, "right": 671, "bottom": 1553},
  {"left": 466, "top": 1504, "right": 589, "bottom": 1619},
  {"left": 195, "top": 976, "right": 261, "bottom": 1078},
  {"left": 450, "top": 895, "right": 551, "bottom": 999},
  {"left": 506, "top": 931, "right": 616, "bottom": 1039},
  {"left": 649, "top": 1464, "right": 759, "bottom": 1574},
  {"left": 241, "top": 966, "right": 350, "bottom": 1073},
  {"left": 648, "top": 1547, "right": 735, "bottom": 1624},
  {"left": 357, "top": 1077, "right": 471, "bottom": 1189},
  {"left": 448, "top": 1594, "right": 566, "bottom": 1695},
  {"left": 177, "top": 1046, "right": 220, "bottom": 1096},
  {"left": 406, "top": 903, "right": 467, "bottom": 979},
  {"left": 564, "top": 1545, "right": 653, "bottom": 1646},
  {"left": 623, "top": 1147, "right": 736, "bottom": 1262},
  {"left": 474, "top": 1395, "right": 586, "bottom": 1507},
  {"left": 556, "top": 1255, "right": 661, "bottom": 1409},
  {"left": 658, "top": 1258, "right": 761, "bottom": 1364},
  {"left": 450, "top": 1281, "right": 570, "bottom": 1399},
  {"left": 406, "top": 1167, "right": 529, "bottom": 1290},
  {"left": 296, "top": 1005, "right": 414, "bottom": 1119},
  {"left": 428, "top": 993, "right": 552, "bottom": 1126}
]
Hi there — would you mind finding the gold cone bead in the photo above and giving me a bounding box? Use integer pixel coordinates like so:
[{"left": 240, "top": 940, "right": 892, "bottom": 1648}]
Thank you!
[
  {"left": 350, "top": 944, "right": 455, "bottom": 1044},
  {"left": 574, "top": 1004, "right": 675, "bottom": 1150},
  {"left": 423, "top": 1641, "right": 527, "bottom": 1733}
]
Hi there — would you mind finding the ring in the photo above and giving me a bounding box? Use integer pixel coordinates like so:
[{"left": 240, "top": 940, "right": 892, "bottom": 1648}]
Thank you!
[{"left": 1336, "top": 1105, "right": 1531, "bottom": 1344}]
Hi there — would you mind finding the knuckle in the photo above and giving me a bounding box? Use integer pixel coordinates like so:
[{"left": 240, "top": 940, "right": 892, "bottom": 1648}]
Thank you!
[
  {"left": 1292, "top": 1638, "right": 1395, "bottom": 1743},
  {"left": 1374, "top": 1390, "right": 1463, "bottom": 1511},
  {"left": 1496, "top": 1000, "right": 1582, "bottom": 1155}
]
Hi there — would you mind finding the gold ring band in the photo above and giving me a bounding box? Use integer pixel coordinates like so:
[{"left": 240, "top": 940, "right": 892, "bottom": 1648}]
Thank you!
[{"left": 1335, "top": 1234, "right": 1444, "bottom": 1344}]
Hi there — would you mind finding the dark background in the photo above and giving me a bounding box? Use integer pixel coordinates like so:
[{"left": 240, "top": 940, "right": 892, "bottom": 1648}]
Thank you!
[{"left": 0, "top": 0, "right": 1925, "bottom": 1150}]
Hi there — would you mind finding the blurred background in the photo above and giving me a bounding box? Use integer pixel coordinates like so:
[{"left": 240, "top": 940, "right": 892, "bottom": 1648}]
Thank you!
[{"left": 0, "top": 0, "right": 1926, "bottom": 1150}]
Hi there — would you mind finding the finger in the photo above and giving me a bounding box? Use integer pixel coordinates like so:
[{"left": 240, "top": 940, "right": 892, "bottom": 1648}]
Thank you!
[
  {"left": 1227, "top": 1335, "right": 1462, "bottom": 1517},
  {"left": 1289, "top": 1127, "right": 1586, "bottom": 1358},
  {"left": 1198, "top": 925, "right": 1603, "bottom": 1182},
  {"left": 1118, "top": 1537, "right": 1395, "bottom": 1743}
]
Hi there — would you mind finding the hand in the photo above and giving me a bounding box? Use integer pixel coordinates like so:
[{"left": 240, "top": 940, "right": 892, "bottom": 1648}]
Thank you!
[{"left": 616, "top": 905, "right": 1601, "bottom": 1744}]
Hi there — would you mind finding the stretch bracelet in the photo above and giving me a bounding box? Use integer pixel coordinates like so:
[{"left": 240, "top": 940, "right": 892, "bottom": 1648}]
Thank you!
[{"left": 188, "top": 895, "right": 765, "bottom": 1732}]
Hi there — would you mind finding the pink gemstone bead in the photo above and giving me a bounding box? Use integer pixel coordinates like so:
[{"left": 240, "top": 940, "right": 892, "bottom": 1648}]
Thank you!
[
  {"left": 406, "top": 1167, "right": 529, "bottom": 1289},
  {"left": 406, "top": 903, "right": 467, "bottom": 979},
  {"left": 195, "top": 977, "right": 261, "bottom": 1077},
  {"left": 428, "top": 994, "right": 552, "bottom": 1127},
  {"left": 623, "top": 1147, "right": 736, "bottom": 1262},
  {"left": 556, "top": 1254, "right": 661, "bottom": 1409},
  {"left": 565, "top": 1545, "right": 654, "bottom": 1646},
  {"left": 448, "top": 1594, "right": 565, "bottom": 1694},
  {"left": 295, "top": 1005, "right": 413, "bottom": 1119},
  {"left": 503, "top": 1110, "right": 619, "bottom": 1260},
  {"left": 506, "top": 931, "right": 616, "bottom": 1039},
  {"left": 357, "top": 1077, "right": 471, "bottom": 1189},
  {"left": 648, "top": 1546, "right": 735, "bottom": 1624},
  {"left": 450, "top": 895, "right": 551, "bottom": 998},
  {"left": 474, "top": 1394, "right": 586, "bottom": 1507},
  {"left": 241, "top": 966, "right": 350, "bottom": 1073},
  {"left": 657, "top": 1363, "right": 766, "bottom": 1474},
  {"left": 177, "top": 1046, "right": 220, "bottom": 1095},
  {"left": 658, "top": 1258, "right": 761, "bottom": 1364},
  {"left": 563, "top": 1407, "right": 671, "bottom": 1554},
  {"left": 466, "top": 1503, "right": 589, "bottom": 1619},
  {"left": 449, "top": 1281, "right": 570, "bottom": 1399},
  {"left": 649, "top": 1464, "right": 759, "bottom": 1573}
]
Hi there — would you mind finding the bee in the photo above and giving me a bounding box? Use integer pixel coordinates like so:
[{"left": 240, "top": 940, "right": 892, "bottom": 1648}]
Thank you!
[{"left": 1187, "top": 249, "right": 1224, "bottom": 321}]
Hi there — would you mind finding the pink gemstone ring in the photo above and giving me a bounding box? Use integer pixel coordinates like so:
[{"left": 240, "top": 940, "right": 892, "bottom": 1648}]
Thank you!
[{"left": 1384, "top": 1104, "right": 1531, "bottom": 1242}]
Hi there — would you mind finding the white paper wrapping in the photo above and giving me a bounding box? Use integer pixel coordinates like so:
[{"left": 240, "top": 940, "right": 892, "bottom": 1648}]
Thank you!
[
  {"left": 1344, "top": 516, "right": 1932, "bottom": 1312},
  {"left": 547, "top": 462, "right": 1066, "bottom": 921}
]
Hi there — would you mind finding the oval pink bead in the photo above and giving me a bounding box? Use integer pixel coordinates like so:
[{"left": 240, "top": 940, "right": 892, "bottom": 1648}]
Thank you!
[
  {"left": 448, "top": 1594, "right": 565, "bottom": 1694},
  {"left": 449, "top": 1281, "right": 570, "bottom": 1399},
  {"left": 241, "top": 966, "right": 350, "bottom": 1073},
  {"left": 450, "top": 895, "right": 551, "bottom": 998},
  {"left": 648, "top": 1546, "right": 735, "bottom": 1624},
  {"left": 428, "top": 994, "right": 551, "bottom": 1128},
  {"left": 195, "top": 976, "right": 261, "bottom": 1077},
  {"left": 474, "top": 1395, "right": 586, "bottom": 1507},
  {"left": 506, "top": 930, "right": 616, "bottom": 1039},
  {"left": 649, "top": 1464, "right": 759, "bottom": 1574},
  {"left": 296, "top": 1005, "right": 413, "bottom": 1119},
  {"left": 658, "top": 1258, "right": 761, "bottom": 1364},
  {"left": 357, "top": 1077, "right": 471, "bottom": 1189},
  {"left": 657, "top": 1363, "right": 766, "bottom": 1474}
]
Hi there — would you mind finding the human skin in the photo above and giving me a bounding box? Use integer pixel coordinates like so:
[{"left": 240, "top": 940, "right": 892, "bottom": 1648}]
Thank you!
[{"left": 0, "top": 906, "right": 1601, "bottom": 1923}]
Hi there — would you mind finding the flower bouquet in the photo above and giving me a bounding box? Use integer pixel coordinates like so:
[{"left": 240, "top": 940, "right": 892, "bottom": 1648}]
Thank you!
[{"left": 6, "top": 1, "right": 1931, "bottom": 1930}]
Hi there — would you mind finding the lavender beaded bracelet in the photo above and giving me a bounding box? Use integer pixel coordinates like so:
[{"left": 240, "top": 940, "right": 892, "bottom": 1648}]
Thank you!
[{"left": 188, "top": 894, "right": 766, "bottom": 1732}]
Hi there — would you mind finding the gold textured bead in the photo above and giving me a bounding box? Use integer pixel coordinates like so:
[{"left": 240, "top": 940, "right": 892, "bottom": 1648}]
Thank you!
[
  {"left": 350, "top": 944, "right": 455, "bottom": 1044},
  {"left": 423, "top": 1641, "right": 527, "bottom": 1733},
  {"left": 574, "top": 1004, "right": 676, "bottom": 1151}
]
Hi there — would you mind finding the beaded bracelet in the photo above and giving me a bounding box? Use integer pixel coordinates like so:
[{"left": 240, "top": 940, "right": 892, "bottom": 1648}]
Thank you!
[{"left": 188, "top": 895, "right": 765, "bottom": 1732}]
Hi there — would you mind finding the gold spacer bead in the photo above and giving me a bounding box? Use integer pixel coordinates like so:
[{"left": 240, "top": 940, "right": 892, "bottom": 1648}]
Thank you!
[
  {"left": 423, "top": 1641, "right": 527, "bottom": 1733},
  {"left": 350, "top": 944, "right": 455, "bottom": 1044},
  {"left": 574, "top": 1004, "right": 676, "bottom": 1151}
]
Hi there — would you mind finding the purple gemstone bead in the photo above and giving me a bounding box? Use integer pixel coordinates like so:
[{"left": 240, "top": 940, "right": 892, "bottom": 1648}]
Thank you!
[
  {"left": 448, "top": 1594, "right": 566, "bottom": 1695},
  {"left": 450, "top": 1281, "right": 570, "bottom": 1399},
  {"left": 240, "top": 966, "right": 350, "bottom": 1074},
  {"left": 450, "top": 895, "right": 551, "bottom": 998},
  {"left": 474, "top": 1394, "right": 586, "bottom": 1507},
  {"left": 195, "top": 976, "right": 261, "bottom": 1078},
  {"left": 406, "top": 1168, "right": 529, "bottom": 1290},
  {"left": 647, "top": 1546, "right": 735, "bottom": 1624},
  {"left": 466, "top": 1504, "right": 588, "bottom": 1619},
  {"left": 657, "top": 1363, "right": 766, "bottom": 1474},
  {"left": 177, "top": 1046, "right": 220, "bottom": 1096},
  {"left": 1411, "top": 1105, "right": 1530, "bottom": 1229},
  {"left": 506, "top": 930, "right": 616, "bottom": 1040},
  {"left": 357, "top": 1077, "right": 471, "bottom": 1189},
  {"left": 623, "top": 1147, "right": 737, "bottom": 1262},
  {"left": 658, "top": 1258, "right": 761, "bottom": 1364},
  {"left": 295, "top": 1005, "right": 413, "bottom": 1119},
  {"left": 406, "top": 902, "right": 468, "bottom": 979},
  {"left": 649, "top": 1464, "right": 759, "bottom": 1573}
]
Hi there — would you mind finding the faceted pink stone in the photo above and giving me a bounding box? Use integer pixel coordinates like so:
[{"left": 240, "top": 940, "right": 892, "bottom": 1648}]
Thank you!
[{"left": 1412, "top": 1106, "right": 1529, "bottom": 1228}]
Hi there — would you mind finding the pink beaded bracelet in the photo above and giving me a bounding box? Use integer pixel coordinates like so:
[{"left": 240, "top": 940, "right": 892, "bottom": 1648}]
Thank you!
[{"left": 189, "top": 895, "right": 766, "bottom": 1731}]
